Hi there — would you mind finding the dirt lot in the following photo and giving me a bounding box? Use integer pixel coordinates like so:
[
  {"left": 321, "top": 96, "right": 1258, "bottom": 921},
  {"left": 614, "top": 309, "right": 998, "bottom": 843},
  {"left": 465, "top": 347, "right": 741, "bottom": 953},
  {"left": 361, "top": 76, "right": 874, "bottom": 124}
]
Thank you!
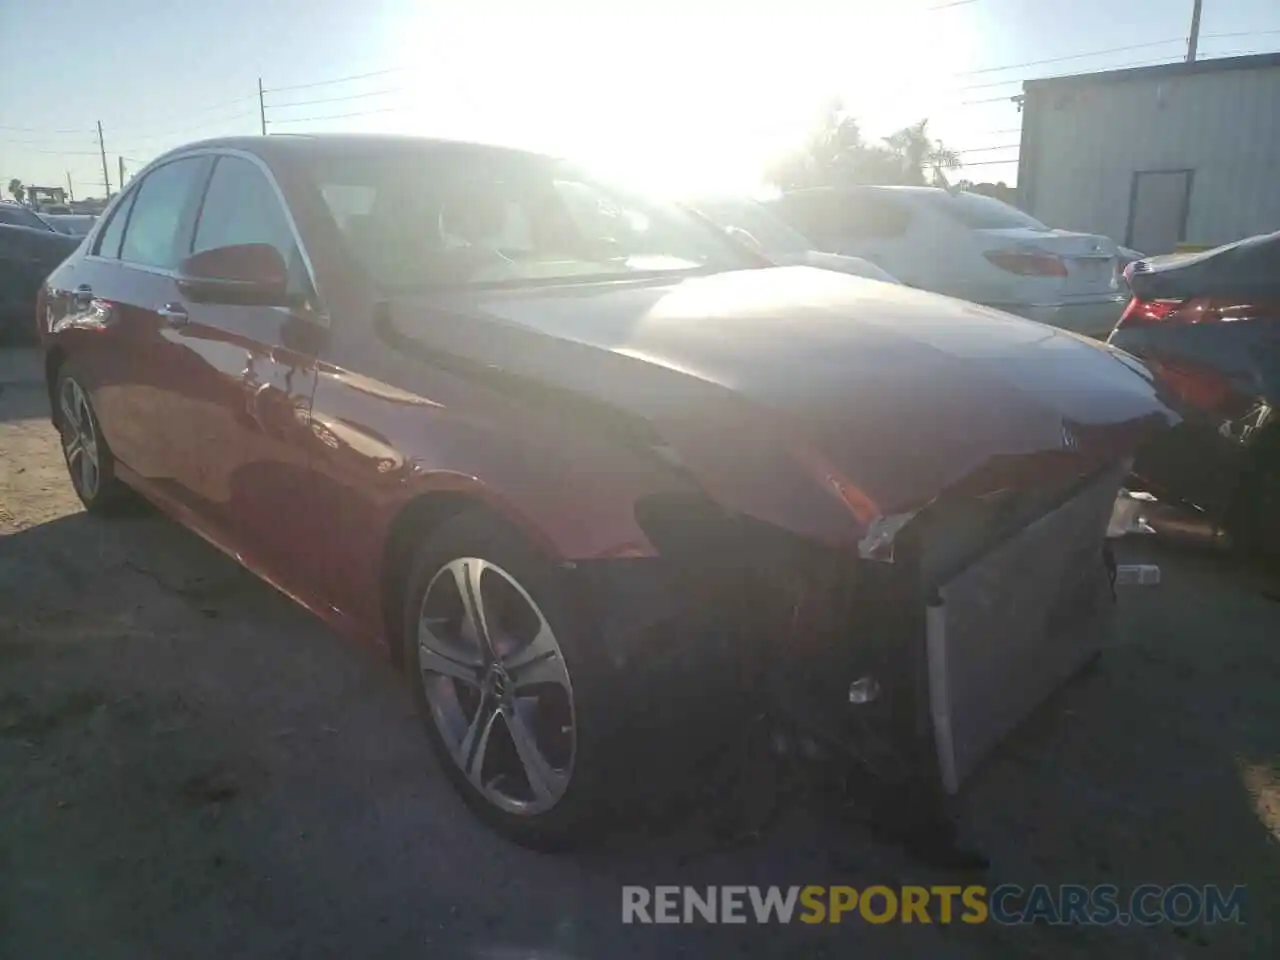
[{"left": 2, "top": 347, "right": 1278, "bottom": 959}]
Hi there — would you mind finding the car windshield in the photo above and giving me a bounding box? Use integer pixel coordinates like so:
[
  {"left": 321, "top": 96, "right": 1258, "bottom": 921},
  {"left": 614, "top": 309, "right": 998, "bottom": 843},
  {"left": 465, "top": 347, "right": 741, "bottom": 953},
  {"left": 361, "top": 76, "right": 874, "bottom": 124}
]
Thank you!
[
  {"left": 0, "top": 204, "right": 53, "bottom": 230},
  {"left": 302, "top": 145, "right": 755, "bottom": 291},
  {"left": 692, "top": 197, "right": 812, "bottom": 255},
  {"left": 926, "top": 191, "right": 1048, "bottom": 231}
]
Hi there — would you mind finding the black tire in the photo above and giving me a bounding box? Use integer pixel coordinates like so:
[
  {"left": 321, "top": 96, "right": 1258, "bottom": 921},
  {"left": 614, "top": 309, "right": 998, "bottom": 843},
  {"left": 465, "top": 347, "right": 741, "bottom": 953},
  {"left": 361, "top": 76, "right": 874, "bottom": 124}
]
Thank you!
[
  {"left": 403, "top": 511, "right": 624, "bottom": 850},
  {"left": 1228, "top": 428, "right": 1280, "bottom": 563},
  {"left": 53, "top": 364, "right": 135, "bottom": 515}
]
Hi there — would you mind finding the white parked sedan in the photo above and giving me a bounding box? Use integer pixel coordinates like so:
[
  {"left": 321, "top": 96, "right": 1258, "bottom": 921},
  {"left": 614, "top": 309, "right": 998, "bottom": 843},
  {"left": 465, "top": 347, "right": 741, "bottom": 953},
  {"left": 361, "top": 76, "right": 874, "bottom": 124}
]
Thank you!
[
  {"left": 689, "top": 195, "right": 901, "bottom": 284},
  {"left": 767, "top": 186, "right": 1127, "bottom": 338}
]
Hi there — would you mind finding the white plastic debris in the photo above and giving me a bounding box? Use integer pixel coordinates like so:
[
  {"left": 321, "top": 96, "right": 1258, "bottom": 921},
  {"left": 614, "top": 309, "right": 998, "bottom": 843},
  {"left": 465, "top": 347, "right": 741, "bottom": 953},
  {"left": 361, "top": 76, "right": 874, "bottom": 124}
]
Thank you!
[
  {"left": 1107, "top": 488, "right": 1158, "bottom": 538},
  {"left": 1115, "top": 563, "right": 1161, "bottom": 586}
]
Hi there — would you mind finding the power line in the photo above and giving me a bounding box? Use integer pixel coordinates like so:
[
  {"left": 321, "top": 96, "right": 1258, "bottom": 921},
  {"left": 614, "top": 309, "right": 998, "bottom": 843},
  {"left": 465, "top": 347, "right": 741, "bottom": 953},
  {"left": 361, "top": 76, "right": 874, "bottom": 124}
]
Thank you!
[
  {"left": 3, "top": 147, "right": 102, "bottom": 156},
  {"left": 955, "top": 143, "right": 1019, "bottom": 153},
  {"left": 957, "top": 36, "right": 1280, "bottom": 90},
  {"left": 112, "top": 111, "right": 258, "bottom": 149},
  {"left": 108, "top": 101, "right": 257, "bottom": 137},
  {"left": 264, "top": 66, "right": 408, "bottom": 94},
  {"left": 0, "top": 135, "right": 96, "bottom": 147},
  {"left": 266, "top": 88, "right": 401, "bottom": 110},
  {"left": 0, "top": 123, "right": 88, "bottom": 135},
  {"left": 957, "top": 38, "right": 1184, "bottom": 76},
  {"left": 266, "top": 107, "right": 399, "bottom": 125},
  {"left": 955, "top": 29, "right": 1280, "bottom": 78}
]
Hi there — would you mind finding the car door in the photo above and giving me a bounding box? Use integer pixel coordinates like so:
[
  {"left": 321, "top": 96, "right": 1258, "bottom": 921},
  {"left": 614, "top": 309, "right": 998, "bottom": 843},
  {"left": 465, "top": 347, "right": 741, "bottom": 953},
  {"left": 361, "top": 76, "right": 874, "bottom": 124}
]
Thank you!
[
  {"left": 172, "top": 152, "right": 327, "bottom": 588},
  {"left": 64, "top": 156, "right": 212, "bottom": 492}
]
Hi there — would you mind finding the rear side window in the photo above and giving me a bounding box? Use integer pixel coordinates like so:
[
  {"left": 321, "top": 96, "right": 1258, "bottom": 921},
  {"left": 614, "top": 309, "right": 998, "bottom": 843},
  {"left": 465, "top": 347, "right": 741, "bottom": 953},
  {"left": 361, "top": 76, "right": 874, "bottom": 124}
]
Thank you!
[
  {"left": 838, "top": 192, "right": 913, "bottom": 239},
  {"left": 93, "top": 194, "right": 135, "bottom": 258},
  {"left": 119, "top": 157, "right": 208, "bottom": 269},
  {"left": 770, "top": 191, "right": 839, "bottom": 242},
  {"left": 926, "top": 192, "right": 1046, "bottom": 231}
]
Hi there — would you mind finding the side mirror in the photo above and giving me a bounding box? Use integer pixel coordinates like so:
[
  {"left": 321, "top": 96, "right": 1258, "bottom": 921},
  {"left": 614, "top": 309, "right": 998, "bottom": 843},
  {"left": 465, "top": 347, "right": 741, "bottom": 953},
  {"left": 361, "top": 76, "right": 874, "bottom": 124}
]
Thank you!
[{"left": 177, "top": 243, "right": 292, "bottom": 306}]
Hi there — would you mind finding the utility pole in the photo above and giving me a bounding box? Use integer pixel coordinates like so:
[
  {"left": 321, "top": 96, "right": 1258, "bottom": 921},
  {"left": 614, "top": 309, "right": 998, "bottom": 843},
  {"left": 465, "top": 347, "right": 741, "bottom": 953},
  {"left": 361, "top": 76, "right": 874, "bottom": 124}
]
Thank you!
[
  {"left": 258, "top": 77, "right": 268, "bottom": 135},
  {"left": 65, "top": 171, "right": 74, "bottom": 202},
  {"left": 118, "top": 156, "right": 126, "bottom": 192},
  {"left": 1187, "top": 0, "right": 1203, "bottom": 62},
  {"left": 96, "top": 120, "right": 111, "bottom": 197}
]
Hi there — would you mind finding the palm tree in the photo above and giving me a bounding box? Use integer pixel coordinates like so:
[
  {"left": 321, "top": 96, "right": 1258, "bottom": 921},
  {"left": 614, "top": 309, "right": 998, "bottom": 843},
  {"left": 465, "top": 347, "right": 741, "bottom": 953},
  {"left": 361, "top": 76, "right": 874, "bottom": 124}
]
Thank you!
[
  {"left": 768, "top": 108, "right": 963, "bottom": 190},
  {"left": 883, "top": 120, "right": 961, "bottom": 187},
  {"left": 925, "top": 140, "right": 962, "bottom": 188},
  {"left": 766, "top": 98, "right": 869, "bottom": 190},
  {"left": 7, "top": 178, "right": 24, "bottom": 204}
]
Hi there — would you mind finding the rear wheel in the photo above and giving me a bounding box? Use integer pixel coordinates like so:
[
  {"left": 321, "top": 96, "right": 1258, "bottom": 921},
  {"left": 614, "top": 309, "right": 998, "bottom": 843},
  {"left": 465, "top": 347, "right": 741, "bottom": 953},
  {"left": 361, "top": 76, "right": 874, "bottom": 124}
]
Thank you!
[
  {"left": 55, "top": 367, "right": 134, "bottom": 515},
  {"left": 403, "top": 512, "right": 615, "bottom": 849}
]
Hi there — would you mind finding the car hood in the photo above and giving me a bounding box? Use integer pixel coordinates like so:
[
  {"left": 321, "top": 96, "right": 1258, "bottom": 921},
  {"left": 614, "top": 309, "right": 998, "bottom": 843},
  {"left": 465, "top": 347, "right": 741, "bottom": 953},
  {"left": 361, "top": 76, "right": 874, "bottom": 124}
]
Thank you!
[
  {"left": 389, "top": 266, "right": 1176, "bottom": 533},
  {"left": 770, "top": 249, "right": 900, "bottom": 284}
]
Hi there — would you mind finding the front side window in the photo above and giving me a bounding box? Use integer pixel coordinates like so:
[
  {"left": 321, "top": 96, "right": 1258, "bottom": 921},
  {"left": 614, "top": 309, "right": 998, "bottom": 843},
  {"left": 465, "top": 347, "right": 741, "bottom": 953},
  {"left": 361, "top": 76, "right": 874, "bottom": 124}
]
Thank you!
[
  {"left": 118, "top": 157, "right": 208, "bottom": 269},
  {"left": 304, "top": 145, "right": 754, "bottom": 291},
  {"left": 193, "top": 156, "right": 297, "bottom": 258}
]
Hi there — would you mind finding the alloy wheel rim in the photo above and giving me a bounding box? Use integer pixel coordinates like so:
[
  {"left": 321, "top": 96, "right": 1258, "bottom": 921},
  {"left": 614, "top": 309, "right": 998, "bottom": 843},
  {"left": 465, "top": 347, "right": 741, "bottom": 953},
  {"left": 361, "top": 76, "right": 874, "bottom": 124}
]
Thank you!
[
  {"left": 417, "top": 557, "right": 576, "bottom": 816},
  {"left": 59, "top": 378, "right": 100, "bottom": 500}
]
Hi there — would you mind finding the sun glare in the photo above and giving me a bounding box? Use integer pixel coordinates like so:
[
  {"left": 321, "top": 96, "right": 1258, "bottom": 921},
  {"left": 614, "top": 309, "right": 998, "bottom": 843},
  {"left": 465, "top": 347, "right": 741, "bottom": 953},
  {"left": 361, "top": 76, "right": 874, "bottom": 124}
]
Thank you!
[{"left": 390, "top": 1, "right": 976, "bottom": 197}]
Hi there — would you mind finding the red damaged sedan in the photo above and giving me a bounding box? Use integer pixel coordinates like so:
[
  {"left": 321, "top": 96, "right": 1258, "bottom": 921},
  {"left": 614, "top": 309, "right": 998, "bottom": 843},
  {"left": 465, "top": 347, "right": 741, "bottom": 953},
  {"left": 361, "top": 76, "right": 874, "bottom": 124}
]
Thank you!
[{"left": 38, "top": 135, "right": 1175, "bottom": 848}]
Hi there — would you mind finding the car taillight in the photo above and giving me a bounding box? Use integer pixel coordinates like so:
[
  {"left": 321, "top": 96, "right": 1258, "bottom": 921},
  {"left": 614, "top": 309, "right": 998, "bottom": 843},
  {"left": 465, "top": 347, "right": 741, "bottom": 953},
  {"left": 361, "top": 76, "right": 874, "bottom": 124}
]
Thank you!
[
  {"left": 1116, "top": 296, "right": 1277, "bottom": 329},
  {"left": 1117, "top": 297, "right": 1182, "bottom": 327},
  {"left": 983, "top": 250, "right": 1068, "bottom": 277}
]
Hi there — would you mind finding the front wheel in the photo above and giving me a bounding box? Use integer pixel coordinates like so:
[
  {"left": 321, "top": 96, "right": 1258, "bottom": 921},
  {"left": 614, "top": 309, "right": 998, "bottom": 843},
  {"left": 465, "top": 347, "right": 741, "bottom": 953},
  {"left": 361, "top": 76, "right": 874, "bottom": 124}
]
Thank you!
[{"left": 403, "top": 512, "right": 616, "bottom": 849}]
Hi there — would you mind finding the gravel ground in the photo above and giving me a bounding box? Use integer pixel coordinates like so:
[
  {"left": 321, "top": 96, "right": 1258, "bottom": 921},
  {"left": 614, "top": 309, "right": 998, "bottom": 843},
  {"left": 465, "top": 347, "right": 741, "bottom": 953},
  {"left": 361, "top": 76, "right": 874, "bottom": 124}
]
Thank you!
[{"left": 2, "top": 348, "right": 1278, "bottom": 959}]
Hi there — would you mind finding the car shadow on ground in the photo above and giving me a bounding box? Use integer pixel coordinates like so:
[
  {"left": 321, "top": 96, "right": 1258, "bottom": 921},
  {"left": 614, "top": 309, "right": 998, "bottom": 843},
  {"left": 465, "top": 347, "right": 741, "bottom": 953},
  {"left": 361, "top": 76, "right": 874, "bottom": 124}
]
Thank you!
[{"left": 1, "top": 504, "right": 1278, "bottom": 958}]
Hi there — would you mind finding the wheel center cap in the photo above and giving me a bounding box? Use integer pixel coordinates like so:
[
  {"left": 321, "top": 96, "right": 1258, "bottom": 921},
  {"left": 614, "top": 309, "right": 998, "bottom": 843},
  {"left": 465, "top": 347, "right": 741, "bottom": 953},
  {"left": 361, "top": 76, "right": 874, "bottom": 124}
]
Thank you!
[{"left": 488, "top": 666, "right": 511, "bottom": 701}]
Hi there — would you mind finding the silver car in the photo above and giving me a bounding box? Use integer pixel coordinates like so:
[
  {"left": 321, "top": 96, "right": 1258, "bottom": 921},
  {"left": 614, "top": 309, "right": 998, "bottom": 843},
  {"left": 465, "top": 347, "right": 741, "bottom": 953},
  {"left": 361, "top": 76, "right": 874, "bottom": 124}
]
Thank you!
[{"left": 690, "top": 195, "right": 901, "bottom": 284}]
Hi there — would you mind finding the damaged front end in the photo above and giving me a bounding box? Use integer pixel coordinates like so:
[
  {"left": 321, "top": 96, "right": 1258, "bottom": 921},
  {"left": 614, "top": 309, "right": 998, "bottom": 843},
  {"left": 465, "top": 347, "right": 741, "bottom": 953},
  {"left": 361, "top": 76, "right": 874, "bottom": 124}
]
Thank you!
[{"left": 612, "top": 459, "right": 1145, "bottom": 827}]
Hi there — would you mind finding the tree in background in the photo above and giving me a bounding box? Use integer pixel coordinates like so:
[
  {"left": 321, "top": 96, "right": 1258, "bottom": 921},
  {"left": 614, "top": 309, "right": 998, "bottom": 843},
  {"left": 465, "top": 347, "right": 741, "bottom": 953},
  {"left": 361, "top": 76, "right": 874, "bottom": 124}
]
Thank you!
[
  {"left": 7, "top": 178, "right": 24, "bottom": 204},
  {"left": 883, "top": 119, "right": 961, "bottom": 187},
  {"left": 767, "top": 102, "right": 961, "bottom": 190}
]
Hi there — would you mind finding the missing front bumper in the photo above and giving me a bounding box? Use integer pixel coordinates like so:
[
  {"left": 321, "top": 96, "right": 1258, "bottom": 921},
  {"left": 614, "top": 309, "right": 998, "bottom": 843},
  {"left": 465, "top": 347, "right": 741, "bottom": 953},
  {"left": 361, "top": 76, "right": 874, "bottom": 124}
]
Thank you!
[{"left": 607, "top": 467, "right": 1131, "bottom": 803}]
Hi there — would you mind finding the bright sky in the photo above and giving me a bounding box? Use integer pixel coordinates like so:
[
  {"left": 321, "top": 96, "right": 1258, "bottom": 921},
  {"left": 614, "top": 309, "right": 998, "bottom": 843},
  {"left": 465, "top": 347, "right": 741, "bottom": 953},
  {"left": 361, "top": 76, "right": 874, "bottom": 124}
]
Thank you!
[{"left": 2, "top": 0, "right": 1278, "bottom": 199}]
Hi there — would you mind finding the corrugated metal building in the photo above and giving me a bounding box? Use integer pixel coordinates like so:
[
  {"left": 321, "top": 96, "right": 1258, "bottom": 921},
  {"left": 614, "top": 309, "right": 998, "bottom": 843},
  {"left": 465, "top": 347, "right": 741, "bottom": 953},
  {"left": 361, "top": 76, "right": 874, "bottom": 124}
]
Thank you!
[{"left": 1017, "top": 53, "right": 1280, "bottom": 254}]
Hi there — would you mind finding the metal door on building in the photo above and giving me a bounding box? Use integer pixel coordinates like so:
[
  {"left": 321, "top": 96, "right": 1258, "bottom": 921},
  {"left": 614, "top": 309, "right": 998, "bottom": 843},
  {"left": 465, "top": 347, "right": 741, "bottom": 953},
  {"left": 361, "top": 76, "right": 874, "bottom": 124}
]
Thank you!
[{"left": 1126, "top": 169, "right": 1193, "bottom": 254}]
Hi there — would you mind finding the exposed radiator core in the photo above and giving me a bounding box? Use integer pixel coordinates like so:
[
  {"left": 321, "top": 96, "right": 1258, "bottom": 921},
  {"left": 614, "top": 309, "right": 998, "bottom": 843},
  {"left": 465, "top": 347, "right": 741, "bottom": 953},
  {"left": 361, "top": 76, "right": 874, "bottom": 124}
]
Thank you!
[{"left": 927, "top": 463, "right": 1125, "bottom": 793}]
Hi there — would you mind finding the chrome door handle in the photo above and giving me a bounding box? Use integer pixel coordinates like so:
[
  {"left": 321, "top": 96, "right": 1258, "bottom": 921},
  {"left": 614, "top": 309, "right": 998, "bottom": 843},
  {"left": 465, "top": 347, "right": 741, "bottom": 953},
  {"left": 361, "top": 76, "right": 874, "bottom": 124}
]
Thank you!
[{"left": 157, "top": 303, "right": 189, "bottom": 327}]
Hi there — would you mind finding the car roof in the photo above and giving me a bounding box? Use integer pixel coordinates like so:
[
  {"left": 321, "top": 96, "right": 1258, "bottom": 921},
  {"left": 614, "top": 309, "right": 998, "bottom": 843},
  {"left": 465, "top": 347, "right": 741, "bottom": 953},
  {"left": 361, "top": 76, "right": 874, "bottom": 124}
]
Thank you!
[
  {"left": 148, "top": 133, "right": 563, "bottom": 171},
  {"left": 779, "top": 185, "right": 948, "bottom": 198}
]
